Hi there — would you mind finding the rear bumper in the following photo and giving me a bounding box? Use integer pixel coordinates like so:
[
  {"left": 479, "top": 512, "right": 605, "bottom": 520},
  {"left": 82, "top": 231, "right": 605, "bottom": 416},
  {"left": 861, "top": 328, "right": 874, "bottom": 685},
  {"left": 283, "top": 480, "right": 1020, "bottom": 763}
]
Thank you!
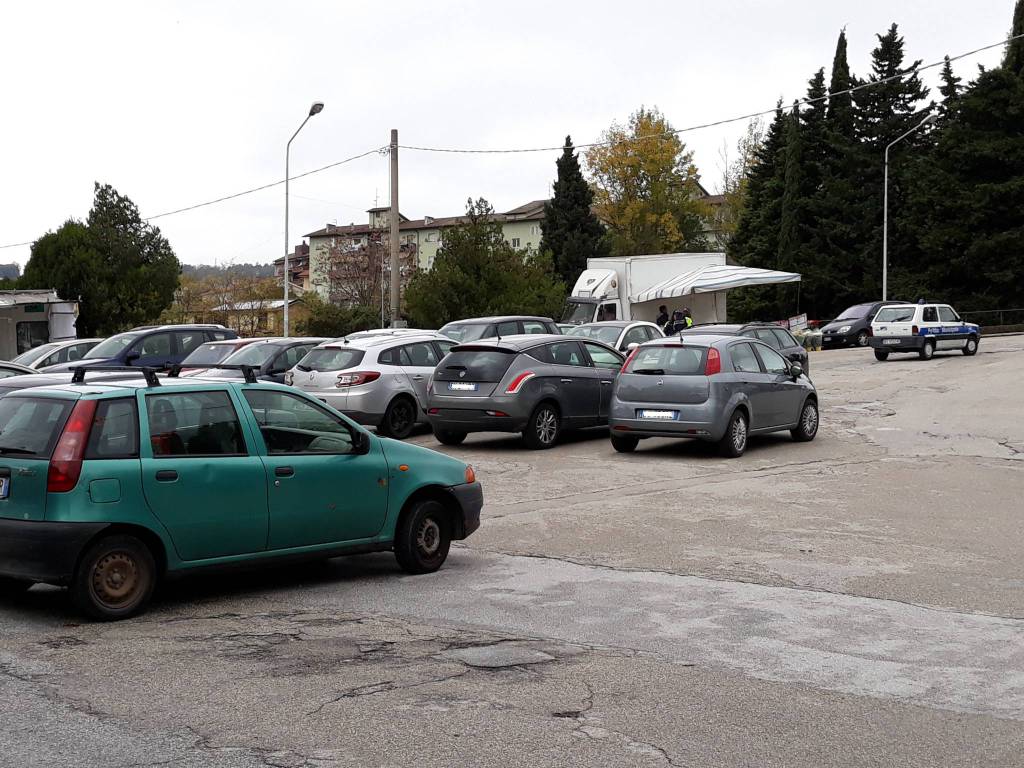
[
  {"left": 428, "top": 409, "right": 528, "bottom": 434},
  {"left": 868, "top": 336, "right": 924, "bottom": 350},
  {"left": 0, "top": 518, "right": 107, "bottom": 585},
  {"left": 448, "top": 482, "right": 483, "bottom": 539}
]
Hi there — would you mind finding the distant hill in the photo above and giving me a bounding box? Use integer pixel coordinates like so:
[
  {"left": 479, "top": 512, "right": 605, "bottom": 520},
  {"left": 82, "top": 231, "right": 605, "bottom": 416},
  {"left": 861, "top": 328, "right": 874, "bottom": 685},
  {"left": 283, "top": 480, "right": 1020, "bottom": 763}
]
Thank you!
[{"left": 183, "top": 262, "right": 275, "bottom": 279}]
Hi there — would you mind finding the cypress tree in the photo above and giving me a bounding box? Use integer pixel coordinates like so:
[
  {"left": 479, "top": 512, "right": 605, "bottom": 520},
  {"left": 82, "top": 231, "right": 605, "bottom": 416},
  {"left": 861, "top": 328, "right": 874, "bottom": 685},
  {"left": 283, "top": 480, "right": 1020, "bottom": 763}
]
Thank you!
[
  {"left": 826, "top": 30, "right": 856, "bottom": 140},
  {"left": 1005, "top": 0, "right": 1024, "bottom": 77},
  {"left": 777, "top": 104, "right": 804, "bottom": 273},
  {"left": 540, "top": 136, "right": 608, "bottom": 287}
]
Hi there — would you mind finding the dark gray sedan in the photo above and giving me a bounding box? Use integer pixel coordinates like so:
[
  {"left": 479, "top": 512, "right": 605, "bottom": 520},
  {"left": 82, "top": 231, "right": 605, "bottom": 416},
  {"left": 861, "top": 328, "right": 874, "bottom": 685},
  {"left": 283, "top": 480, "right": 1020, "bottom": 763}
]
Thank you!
[
  {"left": 609, "top": 334, "right": 818, "bottom": 457},
  {"left": 426, "top": 334, "right": 624, "bottom": 449}
]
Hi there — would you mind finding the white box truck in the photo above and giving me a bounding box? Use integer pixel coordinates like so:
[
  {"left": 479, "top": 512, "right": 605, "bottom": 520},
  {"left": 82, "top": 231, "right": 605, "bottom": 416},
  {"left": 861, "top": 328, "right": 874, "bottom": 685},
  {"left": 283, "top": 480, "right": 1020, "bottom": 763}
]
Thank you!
[{"left": 562, "top": 253, "right": 801, "bottom": 327}]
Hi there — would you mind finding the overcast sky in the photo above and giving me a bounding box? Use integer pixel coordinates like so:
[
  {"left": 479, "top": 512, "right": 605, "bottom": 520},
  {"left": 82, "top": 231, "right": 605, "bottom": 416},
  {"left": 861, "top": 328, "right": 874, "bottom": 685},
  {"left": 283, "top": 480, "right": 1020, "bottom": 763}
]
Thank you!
[{"left": 0, "top": 0, "right": 1013, "bottom": 267}]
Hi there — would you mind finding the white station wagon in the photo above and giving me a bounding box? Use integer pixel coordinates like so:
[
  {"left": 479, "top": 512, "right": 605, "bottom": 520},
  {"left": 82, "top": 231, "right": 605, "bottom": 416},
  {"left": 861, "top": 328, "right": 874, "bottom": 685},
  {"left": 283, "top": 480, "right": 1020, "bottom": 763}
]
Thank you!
[{"left": 868, "top": 303, "right": 980, "bottom": 361}]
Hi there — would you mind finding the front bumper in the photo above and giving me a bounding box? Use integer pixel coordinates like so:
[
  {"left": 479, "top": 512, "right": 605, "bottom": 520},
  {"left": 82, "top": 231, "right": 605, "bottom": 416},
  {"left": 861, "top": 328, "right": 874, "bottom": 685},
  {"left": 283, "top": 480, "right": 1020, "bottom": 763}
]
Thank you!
[
  {"left": 821, "top": 332, "right": 853, "bottom": 347},
  {"left": 0, "top": 518, "right": 108, "bottom": 584},
  {"left": 868, "top": 336, "right": 924, "bottom": 351},
  {"left": 447, "top": 482, "right": 483, "bottom": 539}
]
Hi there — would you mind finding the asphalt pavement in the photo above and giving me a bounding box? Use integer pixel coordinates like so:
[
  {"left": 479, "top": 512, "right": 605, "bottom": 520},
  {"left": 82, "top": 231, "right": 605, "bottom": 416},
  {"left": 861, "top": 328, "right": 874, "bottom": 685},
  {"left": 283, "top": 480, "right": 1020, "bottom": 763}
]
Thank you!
[{"left": 1, "top": 336, "right": 1022, "bottom": 767}]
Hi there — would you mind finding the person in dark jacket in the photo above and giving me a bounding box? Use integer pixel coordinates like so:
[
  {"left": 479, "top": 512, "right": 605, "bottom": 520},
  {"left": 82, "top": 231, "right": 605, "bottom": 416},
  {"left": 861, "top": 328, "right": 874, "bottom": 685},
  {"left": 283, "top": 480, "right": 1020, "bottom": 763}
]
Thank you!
[
  {"left": 656, "top": 305, "right": 669, "bottom": 328},
  {"left": 665, "top": 310, "right": 685, "bottom": 334}
]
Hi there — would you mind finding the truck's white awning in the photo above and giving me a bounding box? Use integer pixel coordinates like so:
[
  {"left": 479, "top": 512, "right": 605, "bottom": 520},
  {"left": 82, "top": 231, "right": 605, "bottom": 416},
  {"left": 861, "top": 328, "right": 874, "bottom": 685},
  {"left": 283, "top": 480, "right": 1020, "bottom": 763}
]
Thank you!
[{"left": 630, "top": 264, "right": 801, "bottom": 303}]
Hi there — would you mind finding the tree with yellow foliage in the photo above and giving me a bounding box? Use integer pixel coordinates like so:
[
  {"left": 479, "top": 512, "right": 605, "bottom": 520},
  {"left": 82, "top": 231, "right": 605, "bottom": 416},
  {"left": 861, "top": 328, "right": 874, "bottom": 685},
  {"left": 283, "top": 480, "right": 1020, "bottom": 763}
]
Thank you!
[{"left": 585, "top": 107, "right": 710, "bottom": 257}]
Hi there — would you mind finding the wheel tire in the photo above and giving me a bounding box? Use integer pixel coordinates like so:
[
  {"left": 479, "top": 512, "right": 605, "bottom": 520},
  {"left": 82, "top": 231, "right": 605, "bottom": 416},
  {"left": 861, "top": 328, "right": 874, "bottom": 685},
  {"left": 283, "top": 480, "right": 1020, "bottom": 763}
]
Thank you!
[
  {"left": 522, "top": 402, "right": 561, "bottom": 450},
  {"left": 0, "top": 576, "right": 34, "bottom": 596},
  {"left": 611, "top": 434, "right": 639, "bottom": 453},
  {"left": 874, "top": 349, "right": 889, "bottom": 361},
  {"left": 718, "top": 409, "right": 749, "bottom": 458},
  {"left": 379, "top": 396, "right": 417, "bottom": 440},
  {"left": 919, "top": 340, "right": 935, "bottom": 361},
  {"left": 963, "top": 335, "right": 979, "bottom": 356},
  {"left": 856, "top": 331, "right": 869, "bottom": 347},
  {"left": 71, "top": 535, "right": 156, "bottom": 621},
  {"left": 434, "top": 429, "right": 467, "bottom": 446},
  {"left": 791, "top": 399, "right": 819, "bottom": 442},
  {"left": 394, "top": 500, "right": 452, "bottom": 574}
]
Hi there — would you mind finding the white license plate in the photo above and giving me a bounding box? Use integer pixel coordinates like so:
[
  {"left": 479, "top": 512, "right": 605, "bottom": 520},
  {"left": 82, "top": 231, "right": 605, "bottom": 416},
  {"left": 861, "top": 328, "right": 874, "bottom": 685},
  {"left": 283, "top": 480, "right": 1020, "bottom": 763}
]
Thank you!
[
  {"left": 0, "top": 477, "right": 9, "bottom": 499},
  {"left": 640, "top": 409, "right": 677, "bottom": 420},
  {"left": 883, "top": 339, "right": 901, "bottom": 345},
  {"left": 448, "top": 382, "right": 478, "bottom": 391}
]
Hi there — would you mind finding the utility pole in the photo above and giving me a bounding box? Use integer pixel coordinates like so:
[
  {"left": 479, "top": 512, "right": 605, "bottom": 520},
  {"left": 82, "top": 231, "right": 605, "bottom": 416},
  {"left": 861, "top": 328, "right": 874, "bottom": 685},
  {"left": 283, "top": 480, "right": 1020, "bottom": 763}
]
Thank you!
[{"left": 389, "top": 129, "right": 401, "bottom": 326}]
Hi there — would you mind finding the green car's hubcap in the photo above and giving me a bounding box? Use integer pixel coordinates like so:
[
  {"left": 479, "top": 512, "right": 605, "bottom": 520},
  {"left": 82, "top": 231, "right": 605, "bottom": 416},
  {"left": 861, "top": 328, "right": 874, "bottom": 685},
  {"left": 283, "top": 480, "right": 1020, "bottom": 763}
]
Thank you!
[
  {"left": 417, "top": 517, "right": 441, "bottom": 556},
  {"left": 92, "top": 552, "right": 139, "bottom": 608}
]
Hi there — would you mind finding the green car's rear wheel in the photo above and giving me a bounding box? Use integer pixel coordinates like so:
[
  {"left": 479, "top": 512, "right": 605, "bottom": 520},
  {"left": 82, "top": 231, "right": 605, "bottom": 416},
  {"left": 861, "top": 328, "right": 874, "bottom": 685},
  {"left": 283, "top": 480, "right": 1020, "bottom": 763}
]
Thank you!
[
  {"left": 394, "top": 500, "right": 452, "bottom": 574},
  {"left": 72, "top": 535, "right": 156, "bottom": 621}
]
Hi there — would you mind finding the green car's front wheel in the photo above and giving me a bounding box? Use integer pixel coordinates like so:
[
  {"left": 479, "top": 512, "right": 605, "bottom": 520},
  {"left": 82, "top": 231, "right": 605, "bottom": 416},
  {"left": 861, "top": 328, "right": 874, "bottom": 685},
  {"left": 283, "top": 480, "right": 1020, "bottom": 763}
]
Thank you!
[
  {"left": 72, "top": 535, "right": 156, "bottom": 621},
  {"left": 394, "top": 500, "right": 452, "bottom": 574}
]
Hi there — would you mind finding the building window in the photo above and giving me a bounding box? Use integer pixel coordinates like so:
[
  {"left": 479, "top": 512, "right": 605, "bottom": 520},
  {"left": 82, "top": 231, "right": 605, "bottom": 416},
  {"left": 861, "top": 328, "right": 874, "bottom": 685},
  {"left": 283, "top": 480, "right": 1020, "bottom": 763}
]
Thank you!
[
  {"left": 511, "top": 238, "right": 521, "bottom": 248},
  {"left": 530, "top": 225, "right": 540, "bottom": 235}
]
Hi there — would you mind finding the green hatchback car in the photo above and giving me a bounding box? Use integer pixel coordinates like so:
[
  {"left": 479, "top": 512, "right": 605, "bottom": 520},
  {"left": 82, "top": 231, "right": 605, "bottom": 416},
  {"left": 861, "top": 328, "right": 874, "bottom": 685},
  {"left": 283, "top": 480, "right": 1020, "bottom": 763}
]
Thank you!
[{"left": 0, "top": 369, "right": 482, "bottom": 620}]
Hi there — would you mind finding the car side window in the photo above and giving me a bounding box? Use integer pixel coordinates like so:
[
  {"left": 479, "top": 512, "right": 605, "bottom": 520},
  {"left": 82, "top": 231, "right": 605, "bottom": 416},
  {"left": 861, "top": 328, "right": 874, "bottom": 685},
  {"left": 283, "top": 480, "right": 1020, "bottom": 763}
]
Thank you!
[
  {"left": 67, "top": 343, "right": 91, "bottom": 362},
  {"left": 582, "top": 342, "right": 623, "bottom": 370},
  {"left": 402, "top": 342, "right": 440, "bottom": 367},
  {"left": 623, "top": 326, "right": 649, "bottom": 348},
  {"left": 730, "top": 343, "right": 762, "bottom": 373},
  {"left": 938, "top": 307, "right": 958, "bottom": 323},
  {"left": 522, "top": 321, "right": 548, "bottom": 334},
  {"left": 85, "top": 398, "right": 139, "bottom": 459},
  {"left": 136, "top": 333, "right": 172, "bottom": 358},
  {"left": 146, "top": 391, "right": 246, "bottom": 457},
  {"left": 243, "top": 390, "right": 356, "bottom": 455},
  {"left": 175, "top": 332, "right": 206, "bottom": 356},
  {"left": 377, "top": 348, "right": 400, "bottom": 366},
  {"left": 434, "top": 341, "right": 455, "bottom": 358},
  {"left": 753, "top": 344, "right": 790, "bottom": 375},
  {"left": 41, "top": 350, "right": 61, "bottom": 367},
  {"left": 923, "top": 306, "right": 939, "bottom": 323},
  {"left": 772, "top": 329, "right": 797, "bottom": 349},
  {"left": 753, "top": 329, "right": 782, "bottom": 349},
  {"left": 548, "top": 341, "right": 587, "bottom": 367},
  {"left": 209, "top": 331, "right": 231, "bottom": 341},
  {"left": 496, "top": 321, "right": 518, "bottom": 336}
]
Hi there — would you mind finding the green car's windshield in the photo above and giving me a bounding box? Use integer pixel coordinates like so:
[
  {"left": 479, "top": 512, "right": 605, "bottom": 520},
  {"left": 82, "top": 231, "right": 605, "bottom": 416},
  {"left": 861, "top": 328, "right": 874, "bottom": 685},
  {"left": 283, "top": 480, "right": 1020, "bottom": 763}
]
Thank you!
[{"left": 85, "top": 333, "right": 140, "bottom": 359}]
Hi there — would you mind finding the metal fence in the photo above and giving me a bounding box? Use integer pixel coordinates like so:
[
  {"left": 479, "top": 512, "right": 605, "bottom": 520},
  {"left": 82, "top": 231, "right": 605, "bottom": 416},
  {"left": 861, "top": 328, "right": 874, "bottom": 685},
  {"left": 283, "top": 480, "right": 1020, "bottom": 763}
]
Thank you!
[{"left": 960, "top": 308, "right": 1024, "bottom": 329}]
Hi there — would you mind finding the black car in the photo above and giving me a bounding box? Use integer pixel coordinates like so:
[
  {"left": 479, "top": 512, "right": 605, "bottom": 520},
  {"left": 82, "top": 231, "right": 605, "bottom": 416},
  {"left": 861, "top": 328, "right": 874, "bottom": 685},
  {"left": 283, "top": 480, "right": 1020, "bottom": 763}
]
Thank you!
[
  {"left": 44, "top": 325, "right": 238, "bottom": 372},
  {"left": 438, "top": 316, "right": 561, "bottom": 343},
  {"left": 195, "top": 337, "right": 330, "bottom": 383},
  {"left": 820, "top": 301, "right": 907, "bottom": 348},
  {"left": 679, "top": 323, "right": 810, "bottom": 373}
]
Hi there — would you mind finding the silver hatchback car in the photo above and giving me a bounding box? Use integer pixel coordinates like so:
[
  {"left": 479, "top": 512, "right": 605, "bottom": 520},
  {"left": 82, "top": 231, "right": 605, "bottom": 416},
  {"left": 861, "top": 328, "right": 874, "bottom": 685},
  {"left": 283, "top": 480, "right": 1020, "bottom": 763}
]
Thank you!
[
  {"left": 287, "top": 333, "right": 455, "bottom": 439},
  {"left": 609, "top": 334, "right": 818, "bottom": 457}
]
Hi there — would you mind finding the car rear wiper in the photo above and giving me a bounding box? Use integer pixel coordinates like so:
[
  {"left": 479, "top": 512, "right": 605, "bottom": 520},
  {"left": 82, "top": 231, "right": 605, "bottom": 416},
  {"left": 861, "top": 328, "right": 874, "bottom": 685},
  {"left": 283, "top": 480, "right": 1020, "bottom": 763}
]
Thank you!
[
  {"left": 632, "top": 369, "right": 665, "bottom": 375},
  {"left": 0, "top": 446, "right": 37, "bottom": 455}
]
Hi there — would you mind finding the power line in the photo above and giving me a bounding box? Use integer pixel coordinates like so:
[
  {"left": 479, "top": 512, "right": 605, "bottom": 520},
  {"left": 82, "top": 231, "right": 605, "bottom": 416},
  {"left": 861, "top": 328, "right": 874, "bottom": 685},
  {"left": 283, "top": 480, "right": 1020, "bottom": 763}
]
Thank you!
[
  {"left": 0, "top": 146, "right": 386, "bottom": 250},
  {"left": 397, "top": 32, "right": 1024, "bottom": 155}
]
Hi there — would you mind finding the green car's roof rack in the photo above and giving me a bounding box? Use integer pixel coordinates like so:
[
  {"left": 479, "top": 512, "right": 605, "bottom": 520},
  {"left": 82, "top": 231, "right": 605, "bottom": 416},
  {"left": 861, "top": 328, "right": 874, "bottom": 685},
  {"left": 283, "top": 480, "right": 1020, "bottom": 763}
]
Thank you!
[
  {"left": 70, "top": 366, "right": 163, "bottom": 387},
  {"left": 167, "top": 363, "right": 259, "bottom": 384}
]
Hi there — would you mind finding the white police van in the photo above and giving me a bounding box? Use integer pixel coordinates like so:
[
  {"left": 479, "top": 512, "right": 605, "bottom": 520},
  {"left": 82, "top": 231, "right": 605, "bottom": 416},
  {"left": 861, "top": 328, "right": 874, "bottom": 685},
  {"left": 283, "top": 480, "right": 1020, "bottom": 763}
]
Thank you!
[{"left": 868, "top": 302, "right": 980, "bottom": 361}]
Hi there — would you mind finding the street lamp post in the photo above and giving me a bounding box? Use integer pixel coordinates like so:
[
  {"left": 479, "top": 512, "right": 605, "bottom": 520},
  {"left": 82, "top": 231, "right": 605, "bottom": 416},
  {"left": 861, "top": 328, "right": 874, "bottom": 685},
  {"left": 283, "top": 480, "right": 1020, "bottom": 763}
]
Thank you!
[
  {"left": 882, "top": 112, "right": 936, "bottom": 300},
  {"left": 283, "top": 101, "right": 324, "bottom": 337}
]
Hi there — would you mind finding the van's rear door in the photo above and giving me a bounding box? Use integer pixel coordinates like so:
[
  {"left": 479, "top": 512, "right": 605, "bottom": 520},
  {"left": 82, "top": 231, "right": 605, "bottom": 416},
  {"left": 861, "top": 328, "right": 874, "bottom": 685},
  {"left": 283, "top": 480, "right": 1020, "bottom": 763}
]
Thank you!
[
  {"left": 871, "top": 306, "right": 918, "bottom": 338},
  {"left": 0, "top": 394, "right": 76, "bottom": 522}
]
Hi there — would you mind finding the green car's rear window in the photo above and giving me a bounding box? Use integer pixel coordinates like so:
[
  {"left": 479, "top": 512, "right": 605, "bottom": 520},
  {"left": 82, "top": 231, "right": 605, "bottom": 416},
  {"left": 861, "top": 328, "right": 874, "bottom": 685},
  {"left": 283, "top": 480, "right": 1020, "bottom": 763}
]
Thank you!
[{"left": 0, "top": 396, "right": 74, "bottom": 458}]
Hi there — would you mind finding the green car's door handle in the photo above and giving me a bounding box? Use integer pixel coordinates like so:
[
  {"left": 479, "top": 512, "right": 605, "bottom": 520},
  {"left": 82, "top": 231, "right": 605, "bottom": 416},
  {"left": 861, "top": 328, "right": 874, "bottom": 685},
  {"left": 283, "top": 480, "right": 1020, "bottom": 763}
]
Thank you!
[
  {"left": 155, "top": 470, "right": 178, "bottom": 482},
  {"left": 274, "top": 466, "right": 295, "bottom": 478}
]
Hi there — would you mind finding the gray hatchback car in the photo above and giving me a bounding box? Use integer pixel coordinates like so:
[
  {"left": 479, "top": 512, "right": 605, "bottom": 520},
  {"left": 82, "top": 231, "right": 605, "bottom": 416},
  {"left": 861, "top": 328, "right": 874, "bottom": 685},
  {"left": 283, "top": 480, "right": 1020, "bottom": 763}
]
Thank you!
[
  {"left": 426, "top": 334, "right": 624, "bottom": 449},
  {"left": 609, "top": 334, "right": 818, "bottom": 457}
]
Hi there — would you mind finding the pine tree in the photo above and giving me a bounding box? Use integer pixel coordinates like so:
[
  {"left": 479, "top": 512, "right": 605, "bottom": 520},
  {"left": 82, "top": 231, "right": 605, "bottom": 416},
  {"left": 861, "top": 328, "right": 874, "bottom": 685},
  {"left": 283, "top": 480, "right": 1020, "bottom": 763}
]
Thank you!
[
  {"left": 906, "top": 0, "right": 1024, "bottom": 310},
  {"left": 777, "top": 104, "right": 804, "bottom": 273},
  {"left": 540, "top": 136, "right": 608, "bottom": 287},
  {"left": 826, "top": 29, "right": 856, "bottom": 140}
]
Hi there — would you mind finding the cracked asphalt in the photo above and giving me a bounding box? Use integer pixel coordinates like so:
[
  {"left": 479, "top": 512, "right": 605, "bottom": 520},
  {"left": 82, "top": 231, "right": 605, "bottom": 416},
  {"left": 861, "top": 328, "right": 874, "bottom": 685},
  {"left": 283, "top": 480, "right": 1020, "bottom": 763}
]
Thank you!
[{"left": 2, "top": 336, "right": 1023, "bottom": 767}]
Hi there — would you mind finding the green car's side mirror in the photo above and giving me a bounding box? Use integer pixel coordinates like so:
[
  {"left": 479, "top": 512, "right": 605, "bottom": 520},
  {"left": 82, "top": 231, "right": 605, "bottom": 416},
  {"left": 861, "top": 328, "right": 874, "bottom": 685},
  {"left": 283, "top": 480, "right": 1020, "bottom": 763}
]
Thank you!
[{"left": 352, "top": 430, "right": 371, "bottom": 455}]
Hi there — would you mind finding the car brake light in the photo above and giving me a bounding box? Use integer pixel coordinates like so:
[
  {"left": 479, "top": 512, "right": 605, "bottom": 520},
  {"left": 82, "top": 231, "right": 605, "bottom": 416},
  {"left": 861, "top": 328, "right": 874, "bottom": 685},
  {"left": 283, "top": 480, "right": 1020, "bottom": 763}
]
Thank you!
[
  {"left": 621, "top": 347, "right": 639, "bottom": 372},
  {"left": 912, "top": 325, "right": 919, "bottom": 335},
  {"left": 335, "top": 371, "right": 381, "bottom": 388},
  {"left": 505, "top": 371, "right": 535, "bottom": 394},
  {"left": 704, "top": 347, "right": 721, "bottom": 376},
  {"left": 47, "top": 399, "right": 98, "bottom": 493}
]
